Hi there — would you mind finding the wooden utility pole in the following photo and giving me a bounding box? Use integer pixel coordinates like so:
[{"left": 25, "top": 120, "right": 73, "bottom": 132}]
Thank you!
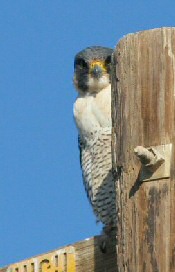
[
  {"left": 2, "top": 28, "right": 175, "bottom": 272},
  {"left": 112, "top": 28, "right": 175, "bottom": 271}
]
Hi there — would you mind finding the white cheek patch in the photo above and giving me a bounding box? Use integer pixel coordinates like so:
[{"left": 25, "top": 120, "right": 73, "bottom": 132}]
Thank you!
[{"left": 88, "top": 75, "right": 110, "bottom": 93}]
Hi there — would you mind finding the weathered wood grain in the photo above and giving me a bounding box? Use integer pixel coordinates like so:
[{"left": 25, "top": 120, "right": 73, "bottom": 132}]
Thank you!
[
  {"left": 112, "top": 27, "right": 175, "bottom": 271},
  {"left": 75, "top": 236, "right": 116, "bottom": 272},
  {"left": 0, "top": 236, "right": 116, "bottom": 272}
]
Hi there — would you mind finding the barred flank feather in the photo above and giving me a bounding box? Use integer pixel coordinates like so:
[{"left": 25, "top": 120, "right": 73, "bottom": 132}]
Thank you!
[{"left": 79, "top": 128, "right": 116, "bottom": 226}]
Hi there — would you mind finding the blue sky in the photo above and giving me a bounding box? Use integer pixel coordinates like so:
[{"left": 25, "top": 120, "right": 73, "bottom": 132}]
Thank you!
[{"left": 0, "top": 0, "right": 174, "bottom": 267}]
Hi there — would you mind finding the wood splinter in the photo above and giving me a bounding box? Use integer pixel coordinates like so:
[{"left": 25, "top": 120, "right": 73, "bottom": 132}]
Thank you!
[{"left": 134, "top": 146, "right": 165, "bottom": 172}]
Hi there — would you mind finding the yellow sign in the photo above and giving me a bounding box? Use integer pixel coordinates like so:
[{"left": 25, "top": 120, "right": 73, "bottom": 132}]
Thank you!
[{"left": 7, "top": 246, "right": 76, "bottom": 272}]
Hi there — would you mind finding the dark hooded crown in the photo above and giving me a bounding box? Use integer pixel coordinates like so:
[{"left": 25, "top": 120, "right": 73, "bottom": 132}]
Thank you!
[
  {"left": 74, "top": 46, "right": 113, "bottom": 92},
  {"left": 74, "top": 46, "right": 113, "bottom": 67}
]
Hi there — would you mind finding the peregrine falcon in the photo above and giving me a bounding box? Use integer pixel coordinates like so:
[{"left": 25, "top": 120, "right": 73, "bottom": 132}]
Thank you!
[{"left": 73, "top": 46, "right": 116, "bottom": 234}]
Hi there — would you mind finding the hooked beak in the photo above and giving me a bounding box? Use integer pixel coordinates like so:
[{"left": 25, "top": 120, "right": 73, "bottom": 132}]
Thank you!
[{"left": 91, "top": 65, "right": 103, "bottom": 79}]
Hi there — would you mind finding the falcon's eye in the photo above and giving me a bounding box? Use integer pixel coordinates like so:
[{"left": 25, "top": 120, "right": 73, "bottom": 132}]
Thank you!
[
  {"left": 105, "top": 55, "right": 111, "bottom": 65},
  {"left": 75, "top": 58, "right": 88, "bottom": 69}
]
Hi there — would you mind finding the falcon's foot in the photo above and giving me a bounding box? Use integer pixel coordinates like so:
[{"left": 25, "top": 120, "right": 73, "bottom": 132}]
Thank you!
[{"left": 99, "top": 224, "right": 116, "bottom": 253}]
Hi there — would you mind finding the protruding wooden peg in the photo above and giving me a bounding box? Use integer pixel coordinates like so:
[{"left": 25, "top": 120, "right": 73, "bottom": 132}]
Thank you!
[
  {"left": 134, "top": 144, "right": 172, "bottom": 181},
  {"left": 134, "top": 145, "right": 164, "bottom": 172}
]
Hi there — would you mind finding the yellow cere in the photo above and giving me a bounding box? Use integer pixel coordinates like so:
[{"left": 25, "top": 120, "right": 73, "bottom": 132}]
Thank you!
[{"left": 90, "top": 60, "right": 107, "bottom": 71}]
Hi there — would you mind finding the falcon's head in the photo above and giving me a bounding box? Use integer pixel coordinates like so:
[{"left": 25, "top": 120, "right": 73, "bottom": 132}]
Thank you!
[{"left": 74, "top": 46, "right": 113, "bottom": 95}]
